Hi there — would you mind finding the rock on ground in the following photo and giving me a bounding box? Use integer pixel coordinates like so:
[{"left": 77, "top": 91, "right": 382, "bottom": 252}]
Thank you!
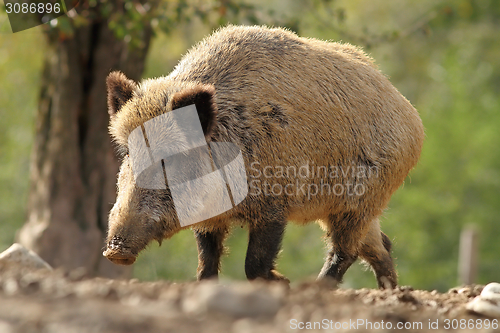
[
  {"left": 466, "top": 282, "right": 500, "bottom": 318},
  {"left": 0, "top": 243, "right": 52, "bottom": 271}
]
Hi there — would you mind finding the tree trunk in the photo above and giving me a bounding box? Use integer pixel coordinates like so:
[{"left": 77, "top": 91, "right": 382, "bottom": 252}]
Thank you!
[{"left": 18, "top": 5, "right": 153, "bottom": 277}]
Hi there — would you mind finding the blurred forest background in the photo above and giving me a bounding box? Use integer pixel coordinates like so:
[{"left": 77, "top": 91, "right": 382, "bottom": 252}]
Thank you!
[{"left": 0, "top": 0, "right": 499, "bottom": 291}]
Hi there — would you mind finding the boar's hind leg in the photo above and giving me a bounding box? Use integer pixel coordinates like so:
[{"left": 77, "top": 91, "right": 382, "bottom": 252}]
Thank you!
[
  {"left": 359, "top": 220, "right": 398, "bottom": 289},
  {"left": 245, "top": 219, "right": 289, "bottom": 282},
  {"left": 194, "top": 227, "right": 229, "bottom": 280},
  {"left": 317, "top": 213, "right": 367, "bottom": 287}
]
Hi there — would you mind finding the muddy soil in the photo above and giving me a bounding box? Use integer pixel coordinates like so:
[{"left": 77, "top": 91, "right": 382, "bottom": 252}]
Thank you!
[{"left": 0, "top": 262, "right": 498, "bottom": 333}]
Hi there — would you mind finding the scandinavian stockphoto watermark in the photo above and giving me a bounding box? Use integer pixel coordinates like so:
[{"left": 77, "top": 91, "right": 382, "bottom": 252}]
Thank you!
[
  {"left": 128, "top": 104, "right": 248, "bottom": 227},
  {"left": 2, "top": 0, "right": 76, "bottom": 33},
  {"left": 249, "top": 161, "right": 379, "bottom": 199}
]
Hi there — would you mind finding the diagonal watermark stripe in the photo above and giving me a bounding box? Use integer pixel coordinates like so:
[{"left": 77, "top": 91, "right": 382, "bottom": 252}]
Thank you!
[
  {"left": 2, "top": 0, "right": 78, "bottom": 33},
  {"left": 128, "top": 104, "right": 248, "bottom": 227}
]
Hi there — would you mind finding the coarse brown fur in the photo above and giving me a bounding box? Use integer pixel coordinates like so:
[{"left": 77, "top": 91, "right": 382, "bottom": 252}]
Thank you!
[{"left": 103, "top": 25, "right": 424, "bottom": 288}]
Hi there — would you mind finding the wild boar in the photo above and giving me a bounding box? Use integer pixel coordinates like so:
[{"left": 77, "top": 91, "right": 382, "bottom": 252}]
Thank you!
[{"left": 103, "top": 25, "right": 424, "bottom": 289}]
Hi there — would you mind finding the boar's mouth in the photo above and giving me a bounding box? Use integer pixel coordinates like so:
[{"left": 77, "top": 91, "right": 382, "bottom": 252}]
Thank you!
[{"left": 103, "top": 236, "right": 138, "bottom": 265}]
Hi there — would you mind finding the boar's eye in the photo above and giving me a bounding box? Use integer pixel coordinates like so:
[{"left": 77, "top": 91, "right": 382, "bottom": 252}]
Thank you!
[
  {"left": 119, "top": 146, "right": 129, "bottom": 159},
  {"left": 117, "top": 148, "right": 128, "bottom": 160},
  {"left": 111, "top": 140, "right": 129, "bottom": 160}
]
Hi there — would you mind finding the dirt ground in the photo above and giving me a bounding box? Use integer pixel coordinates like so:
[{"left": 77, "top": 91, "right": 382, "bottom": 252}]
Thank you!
[{"left": 0, "top": 262, "right": 498, "bottom": 333}]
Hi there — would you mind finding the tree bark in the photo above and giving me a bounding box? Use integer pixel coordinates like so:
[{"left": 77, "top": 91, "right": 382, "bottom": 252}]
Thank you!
[{"left": 18, "top": 3, "right": 153, "bottom": 277}]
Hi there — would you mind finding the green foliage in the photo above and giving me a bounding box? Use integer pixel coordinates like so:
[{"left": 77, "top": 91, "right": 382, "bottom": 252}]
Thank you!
[
  {"left": 0, "top": 30, "right": 43, "bottom": 252},
  {"left": 150, "top": 0, "right": 299, "bottom": 38},
  {"left": 382, "top": 0, "right": 500, "bottom": 290},
  {"left": 0, "top": 2, "right": 11, "bottom": 33},
  {"left": 39, "top": 0, "right": 156, "bottom": 48},
  {"left": 1, "top": 0, "right": 499, "bottom": 291}
]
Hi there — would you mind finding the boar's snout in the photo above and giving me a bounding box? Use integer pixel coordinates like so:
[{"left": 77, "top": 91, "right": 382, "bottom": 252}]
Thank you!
[{"left": 103, "top": 236, "right": 137, "bottom": 265}]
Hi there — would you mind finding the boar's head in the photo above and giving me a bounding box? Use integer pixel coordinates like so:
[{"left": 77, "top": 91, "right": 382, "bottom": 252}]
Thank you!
[{"left": 102, "top": 71, "right": 217, "bottom": 265}]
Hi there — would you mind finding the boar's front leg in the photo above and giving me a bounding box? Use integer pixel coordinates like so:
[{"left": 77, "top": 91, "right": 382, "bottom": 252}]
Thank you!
[
  {"left": 194, "top": 227, "right": 229, "bottom": 280},
  {"left": 245, "top": 217, "right": 289, "bottom": 282}
]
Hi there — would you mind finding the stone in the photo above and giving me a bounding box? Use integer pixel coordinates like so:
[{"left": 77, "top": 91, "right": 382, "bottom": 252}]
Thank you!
[
  {"left": 466, "top": 282, "right": 500, "bottom": 318},
  {"left": 0, "top": 243, "right": 52, "bottom": 271}
]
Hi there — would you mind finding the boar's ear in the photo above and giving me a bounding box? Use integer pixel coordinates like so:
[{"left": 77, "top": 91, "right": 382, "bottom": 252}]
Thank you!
[
  {"left": 170, "top": 84, "right": 218, "bottom": 140},
  {"left": 106, "top": 71, "right": 137, "bottom": 117}
]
